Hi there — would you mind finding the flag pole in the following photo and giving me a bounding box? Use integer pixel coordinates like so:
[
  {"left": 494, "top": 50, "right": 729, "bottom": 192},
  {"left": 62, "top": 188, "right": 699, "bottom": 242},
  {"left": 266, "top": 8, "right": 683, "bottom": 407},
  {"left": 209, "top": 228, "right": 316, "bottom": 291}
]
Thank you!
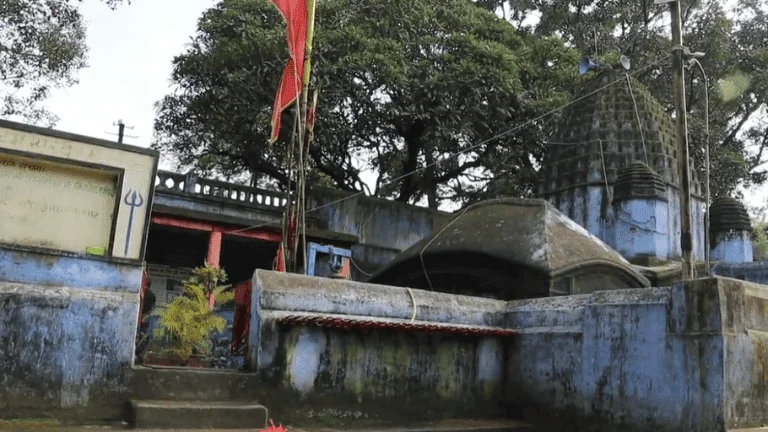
[{"left": 297, "top": 0, "right": 317, "bottom": 275}]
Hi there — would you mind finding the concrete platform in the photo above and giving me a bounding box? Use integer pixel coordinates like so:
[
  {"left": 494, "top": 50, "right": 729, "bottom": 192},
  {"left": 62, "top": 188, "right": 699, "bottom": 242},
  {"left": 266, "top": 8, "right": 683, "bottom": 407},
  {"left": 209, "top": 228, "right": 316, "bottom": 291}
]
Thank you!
[{"left": 131, "top": 400, "right": 268, "bottom": 429}]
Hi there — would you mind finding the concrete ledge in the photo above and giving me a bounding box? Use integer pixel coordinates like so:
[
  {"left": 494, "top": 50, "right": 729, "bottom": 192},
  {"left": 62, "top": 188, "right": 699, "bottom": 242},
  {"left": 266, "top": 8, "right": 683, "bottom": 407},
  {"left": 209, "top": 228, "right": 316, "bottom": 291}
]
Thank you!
[
  {"left": 131, "top": 399, "right": 268, "bottom": 429},
  {"left": 256, "top": 270, "right": 507, "bottom": 327}
]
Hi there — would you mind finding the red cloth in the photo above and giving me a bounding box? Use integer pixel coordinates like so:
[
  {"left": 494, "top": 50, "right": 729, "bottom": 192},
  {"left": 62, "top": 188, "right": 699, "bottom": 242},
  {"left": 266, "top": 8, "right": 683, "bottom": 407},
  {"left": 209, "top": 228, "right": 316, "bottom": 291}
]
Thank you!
[
  {"left": 269, "top": 0, "right": 309, "bottom": 143},
  {"left": 273, "top": 244, "right": 286, "bottom": 272},
  {"left": 272, "top": 214, "right": 297, "bottom": 272}
]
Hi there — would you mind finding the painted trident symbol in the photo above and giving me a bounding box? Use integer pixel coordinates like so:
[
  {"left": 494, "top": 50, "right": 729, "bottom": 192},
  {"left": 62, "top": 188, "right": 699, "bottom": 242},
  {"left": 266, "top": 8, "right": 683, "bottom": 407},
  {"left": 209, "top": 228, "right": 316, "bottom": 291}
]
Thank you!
[{"left": 123, "top": 190, "right": 145, "bottom": 256}]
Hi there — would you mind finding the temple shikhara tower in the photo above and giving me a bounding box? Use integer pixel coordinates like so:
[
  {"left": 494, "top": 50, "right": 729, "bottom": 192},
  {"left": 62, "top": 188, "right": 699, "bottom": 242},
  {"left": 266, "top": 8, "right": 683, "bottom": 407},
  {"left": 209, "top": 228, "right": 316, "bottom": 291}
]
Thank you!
[{"left": 538, "top": 66, "right": 709, "bottom": 263}]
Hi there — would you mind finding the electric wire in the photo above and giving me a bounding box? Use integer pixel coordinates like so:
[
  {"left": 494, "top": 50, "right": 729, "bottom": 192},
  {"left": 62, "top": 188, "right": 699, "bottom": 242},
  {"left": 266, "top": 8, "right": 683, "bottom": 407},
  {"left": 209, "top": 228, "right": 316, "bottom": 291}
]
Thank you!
[{"left": 418, "top": 205, "right": 472, "bottom": 291}]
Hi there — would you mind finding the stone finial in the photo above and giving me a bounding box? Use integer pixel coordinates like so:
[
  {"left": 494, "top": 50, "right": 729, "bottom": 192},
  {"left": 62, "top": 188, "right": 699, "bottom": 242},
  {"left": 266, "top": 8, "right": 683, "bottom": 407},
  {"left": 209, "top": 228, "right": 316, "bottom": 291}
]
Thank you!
[
  {"left": 612, "top": 161, "right": 667, "bottom": 204},
  {"left": 709, "top": 197, "right": 751, "bottom": 234}
]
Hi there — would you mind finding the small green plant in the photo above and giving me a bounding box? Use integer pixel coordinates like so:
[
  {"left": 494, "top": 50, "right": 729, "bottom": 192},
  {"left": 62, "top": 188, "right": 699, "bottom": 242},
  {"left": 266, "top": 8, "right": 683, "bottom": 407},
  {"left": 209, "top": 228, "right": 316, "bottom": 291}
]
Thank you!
[
  {"left": 152, "top": 263, "right": 235, "bottom": 364},
  {"left": 753, "top": 221, "right": 768, "bottom": 261}
]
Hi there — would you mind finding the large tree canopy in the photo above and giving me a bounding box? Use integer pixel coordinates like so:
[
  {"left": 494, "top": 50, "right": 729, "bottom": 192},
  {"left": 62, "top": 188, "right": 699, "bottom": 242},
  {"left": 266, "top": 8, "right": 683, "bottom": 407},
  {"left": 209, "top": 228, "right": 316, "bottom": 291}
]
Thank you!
[
  {"left": 480, "top": 0, "right": 768, "bottom": 199},
  {"left": 153, "top": 0, "right": 579, "bottom": 209},
  {"left": 0, "top": 0, "right": 127, "bottom": 125}
]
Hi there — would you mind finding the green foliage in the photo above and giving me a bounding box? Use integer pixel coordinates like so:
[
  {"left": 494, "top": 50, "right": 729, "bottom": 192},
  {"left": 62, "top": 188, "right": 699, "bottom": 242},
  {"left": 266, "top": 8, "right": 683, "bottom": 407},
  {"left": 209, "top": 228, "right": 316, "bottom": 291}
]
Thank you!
[
  {"left": 0, "top": 0, "right": 127, "bottom": 125},
  {"left": 480, "top": 0, "right": 768, "bottom": 199},
  {"left": 152, "top": 263, "right": 234, "bottom": 362},
  {"left": 753, "top": 221, "right": 768, "bottom": 261},
  {"left": 153, "top": 0, "right": 579, "bottom": 208}
]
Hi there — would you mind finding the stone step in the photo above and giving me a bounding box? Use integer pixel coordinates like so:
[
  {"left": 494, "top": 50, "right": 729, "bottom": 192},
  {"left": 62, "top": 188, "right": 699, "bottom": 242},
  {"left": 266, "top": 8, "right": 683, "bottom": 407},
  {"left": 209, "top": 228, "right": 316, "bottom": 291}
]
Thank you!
[
  {"left": 130, "top": 366, "right": 260, "bottom": 401},
  {"left": 131, "top": 399, "right": 268, "bottom": 429}
]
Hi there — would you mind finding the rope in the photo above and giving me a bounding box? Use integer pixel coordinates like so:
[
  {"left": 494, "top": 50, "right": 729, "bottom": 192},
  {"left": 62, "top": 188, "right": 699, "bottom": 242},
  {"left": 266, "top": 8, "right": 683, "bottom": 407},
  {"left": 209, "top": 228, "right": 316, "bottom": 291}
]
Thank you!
[
  {"left": 406, "top": 287, "right": 417, "bottom": 323},
  {"left": 349, "top": 257, "right": 373, "bottom": 277},
  {"left": 625, "top": 73, "right": 649, "bottom": 165},
  {"left": 231, "top": 54, "right": 672, "bottom": 234},
  {"left": 598, "top": 138, "right": 611, "bottom": 203}
]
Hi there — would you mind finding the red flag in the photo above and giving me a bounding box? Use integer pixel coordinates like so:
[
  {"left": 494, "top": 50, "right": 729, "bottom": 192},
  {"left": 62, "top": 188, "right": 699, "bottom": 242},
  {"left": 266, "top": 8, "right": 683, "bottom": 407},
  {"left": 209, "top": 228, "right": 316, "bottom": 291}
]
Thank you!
[{"left": 269, "top": 0, "right": 309, "bottom": 143}]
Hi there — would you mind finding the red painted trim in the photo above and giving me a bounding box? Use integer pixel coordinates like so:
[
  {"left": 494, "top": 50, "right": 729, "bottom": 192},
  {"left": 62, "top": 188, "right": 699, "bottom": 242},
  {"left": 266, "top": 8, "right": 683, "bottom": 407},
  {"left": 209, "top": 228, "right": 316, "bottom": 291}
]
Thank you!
[
  {"left": 152, "top": 214, "right": 214, "bottom": 232},
  {"left": 275, "top": 314, "right": 517, "bottom": 338},
  {"left": 151, "top": 214, "right": 281, "bottom": 242}
]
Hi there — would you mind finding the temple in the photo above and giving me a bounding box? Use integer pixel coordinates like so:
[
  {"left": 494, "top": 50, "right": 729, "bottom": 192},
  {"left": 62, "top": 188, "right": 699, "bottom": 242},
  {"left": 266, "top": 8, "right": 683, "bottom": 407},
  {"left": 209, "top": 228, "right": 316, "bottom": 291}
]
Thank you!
[
  {"left": 538, "top": 67, "right": 709, "bottom": 263},
  {"left": 4, "top": 63, "right": 768, "bottom": 431}
]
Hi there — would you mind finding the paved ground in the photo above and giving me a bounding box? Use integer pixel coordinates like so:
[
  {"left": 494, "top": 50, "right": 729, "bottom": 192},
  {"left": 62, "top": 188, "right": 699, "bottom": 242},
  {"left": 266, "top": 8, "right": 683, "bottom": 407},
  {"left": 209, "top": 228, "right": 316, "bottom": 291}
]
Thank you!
[{"left": 0, "top": 419, "right": 539, "bottom": 432}]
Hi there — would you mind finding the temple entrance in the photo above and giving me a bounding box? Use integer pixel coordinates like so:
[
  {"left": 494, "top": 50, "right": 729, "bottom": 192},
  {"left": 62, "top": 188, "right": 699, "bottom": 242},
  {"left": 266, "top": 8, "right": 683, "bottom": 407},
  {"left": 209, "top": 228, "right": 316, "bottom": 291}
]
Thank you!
[{"left": 136, "top": 214, "right": 281, "bottom": 370}]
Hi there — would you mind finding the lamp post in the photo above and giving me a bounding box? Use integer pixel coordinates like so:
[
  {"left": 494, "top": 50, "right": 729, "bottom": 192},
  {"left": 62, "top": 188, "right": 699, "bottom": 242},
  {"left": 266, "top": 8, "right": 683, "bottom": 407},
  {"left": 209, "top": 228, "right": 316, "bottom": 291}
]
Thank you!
[{"left": 688, "top": 58, "right": 711, "bottom": 276}]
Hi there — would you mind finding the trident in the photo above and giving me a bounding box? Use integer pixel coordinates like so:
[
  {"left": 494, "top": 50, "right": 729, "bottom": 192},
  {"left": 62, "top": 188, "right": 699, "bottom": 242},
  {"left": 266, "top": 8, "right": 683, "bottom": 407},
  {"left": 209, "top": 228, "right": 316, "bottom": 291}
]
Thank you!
[{"left": 124, "top": 190, "right": 145, "bottom": 256}]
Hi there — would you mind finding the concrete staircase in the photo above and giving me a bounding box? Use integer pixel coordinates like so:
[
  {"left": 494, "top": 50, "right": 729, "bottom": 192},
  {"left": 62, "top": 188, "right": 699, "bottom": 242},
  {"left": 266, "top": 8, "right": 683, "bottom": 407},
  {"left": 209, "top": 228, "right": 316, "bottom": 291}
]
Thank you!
[{"left": 129, "top": 366, "right": 267, "bottom": 429}]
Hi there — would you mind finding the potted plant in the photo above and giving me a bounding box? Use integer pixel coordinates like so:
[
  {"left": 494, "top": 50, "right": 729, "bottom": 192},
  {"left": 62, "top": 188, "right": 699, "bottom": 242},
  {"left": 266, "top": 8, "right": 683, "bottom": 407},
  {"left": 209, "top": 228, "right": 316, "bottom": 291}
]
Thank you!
[{"left": 144, "top": 263, "right": 234, "bottom": 367}]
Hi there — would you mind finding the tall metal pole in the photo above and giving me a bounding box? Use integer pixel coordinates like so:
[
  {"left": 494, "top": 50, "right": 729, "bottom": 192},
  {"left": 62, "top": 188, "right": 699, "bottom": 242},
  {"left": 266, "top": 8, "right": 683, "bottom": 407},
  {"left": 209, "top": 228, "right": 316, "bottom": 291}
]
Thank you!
[
  {"left": 670, "top": 0, "right": 695, "bottom": 280},
  {"left": 691, "top": 59, "right": 710, "bottom": 276}
]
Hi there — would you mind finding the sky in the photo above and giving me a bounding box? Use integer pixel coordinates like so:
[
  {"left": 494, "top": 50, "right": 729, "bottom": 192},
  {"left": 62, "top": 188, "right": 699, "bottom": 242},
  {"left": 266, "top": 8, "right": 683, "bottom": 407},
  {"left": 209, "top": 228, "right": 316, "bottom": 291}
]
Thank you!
[
  {"left": 40, "top": 0, "right": 768, "bottom": 214},
  {"left": 44, "top": 0, "right": 216, "bottom": 167}
]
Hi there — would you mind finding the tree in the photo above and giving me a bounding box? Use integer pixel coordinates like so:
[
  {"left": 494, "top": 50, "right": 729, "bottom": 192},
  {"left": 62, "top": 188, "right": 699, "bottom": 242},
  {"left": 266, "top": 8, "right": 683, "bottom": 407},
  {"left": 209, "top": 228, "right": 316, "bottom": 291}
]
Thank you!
[
  {"left": 479, "top": 0, "right": 768, "bottom": 200},
  {"left": 0, "top": 0, "right": 127, "bottom": 125},
  {"left": 153, "top": 0, "right": 579, "bottom": 209}
]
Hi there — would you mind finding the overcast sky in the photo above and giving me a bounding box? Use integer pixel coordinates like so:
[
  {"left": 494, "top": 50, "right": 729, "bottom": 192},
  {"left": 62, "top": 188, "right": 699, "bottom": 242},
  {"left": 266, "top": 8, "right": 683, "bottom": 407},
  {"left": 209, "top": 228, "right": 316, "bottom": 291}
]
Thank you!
[
  {"left": 42, "top": 0, "right": 768, "bottom": 213},
  {"left": 45, "top": 0, "right": 215, "bottom": 165}
]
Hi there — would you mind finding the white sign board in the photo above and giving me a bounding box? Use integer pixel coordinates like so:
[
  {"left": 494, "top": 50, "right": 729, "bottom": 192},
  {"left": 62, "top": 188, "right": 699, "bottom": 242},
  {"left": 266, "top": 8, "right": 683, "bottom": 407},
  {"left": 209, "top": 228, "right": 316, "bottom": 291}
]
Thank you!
[{"left": 0, "top": 153, "right": 118, "bottom": 254}]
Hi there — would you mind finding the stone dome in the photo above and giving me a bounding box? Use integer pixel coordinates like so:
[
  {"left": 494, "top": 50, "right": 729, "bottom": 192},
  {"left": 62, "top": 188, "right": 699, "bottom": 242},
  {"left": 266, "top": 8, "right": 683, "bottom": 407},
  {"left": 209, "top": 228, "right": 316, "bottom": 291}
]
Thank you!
[
  {"left": 709, "top": 197, "right": 751, "bottom": 233},
  {"left": 539, "top": 69, "right": 703, "bottom": 198},
  {"left": 613, "top": 161, "right": 667, "bottom": 203},
  {"left": 369, "top": 198, "right": 650, "bottom": 300}
]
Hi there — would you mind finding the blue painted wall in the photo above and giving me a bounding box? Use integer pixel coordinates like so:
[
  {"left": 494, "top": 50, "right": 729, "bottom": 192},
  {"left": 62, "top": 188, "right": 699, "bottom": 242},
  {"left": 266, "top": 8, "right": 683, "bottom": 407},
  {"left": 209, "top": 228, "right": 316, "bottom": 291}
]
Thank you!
[
  {"left": 711, "top": 231, "right": 753, "bottom": 263},
  {"left": 0, "top": 247, "right": 140, "bottom": 420},
  {"left": 712, "top": 261, "right": 768, "bottom": 285},
  {"left": 547, "top": 185, "right": 706, "bottom": 262},
  {"left": 247, "top": 270, "right": 768, "bottom": 431},
  {"left": 613, "top": 198, "right": 668, "bottom": 260}
]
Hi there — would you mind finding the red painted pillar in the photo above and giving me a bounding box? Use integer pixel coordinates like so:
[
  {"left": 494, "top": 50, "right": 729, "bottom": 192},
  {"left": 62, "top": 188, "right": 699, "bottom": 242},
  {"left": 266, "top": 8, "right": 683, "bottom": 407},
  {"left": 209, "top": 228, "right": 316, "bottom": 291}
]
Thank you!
[
  {"left": 206, "top": 230, "right": 223, "bottom": 310},
  {"left": 207, "top": 230, "right": 223, "bottom": 268}
]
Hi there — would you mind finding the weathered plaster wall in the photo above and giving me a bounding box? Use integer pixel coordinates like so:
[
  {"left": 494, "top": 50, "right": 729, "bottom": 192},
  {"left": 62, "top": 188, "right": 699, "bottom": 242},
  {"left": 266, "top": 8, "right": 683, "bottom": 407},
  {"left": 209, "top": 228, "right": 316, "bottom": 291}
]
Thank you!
[
  {"left": 248, "top": 271, "right": 509, "bottom": 422},
  {"left": 248, "top": 271, "right": 768, "bottom": 431},
  {"left": 717, "top": 278, "right": 768, "bottom": 429},
  {"left": 502, "top": 278, "right": 768, "bottom": 431},
  {"left": 502, "top": 284, "right": 725, "bottom": 431},
  {"left": 308, "top": 189, "right": 449, "bottom": 252},
  {"left": 0, "top": 247, "right": 140, "bottom": 421},
  {"left": 712, "top": 261, "right": 768, "bottom": 286},
  {"left": 307, "top": 189, "right": 452, "bottom": 277},
  {"left": 547, "top": 185, "right": 706, "bottom": 262},
  {"left": 613, "top": 198, "right": 668, "bottom": 260},
  {"left": 711, "top": 231, "right": 754, "bottom": 263}
]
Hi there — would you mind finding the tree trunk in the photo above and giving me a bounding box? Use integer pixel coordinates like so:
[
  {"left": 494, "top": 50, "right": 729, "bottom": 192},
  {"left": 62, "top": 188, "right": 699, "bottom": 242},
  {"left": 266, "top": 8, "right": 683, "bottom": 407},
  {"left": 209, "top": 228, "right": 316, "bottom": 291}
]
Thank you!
[
  {"left": 424, "top": 148, "right": 438, "bottom": 209},
  {"left": 396, "top": 121, "right": 425, "bottom": 203}
]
